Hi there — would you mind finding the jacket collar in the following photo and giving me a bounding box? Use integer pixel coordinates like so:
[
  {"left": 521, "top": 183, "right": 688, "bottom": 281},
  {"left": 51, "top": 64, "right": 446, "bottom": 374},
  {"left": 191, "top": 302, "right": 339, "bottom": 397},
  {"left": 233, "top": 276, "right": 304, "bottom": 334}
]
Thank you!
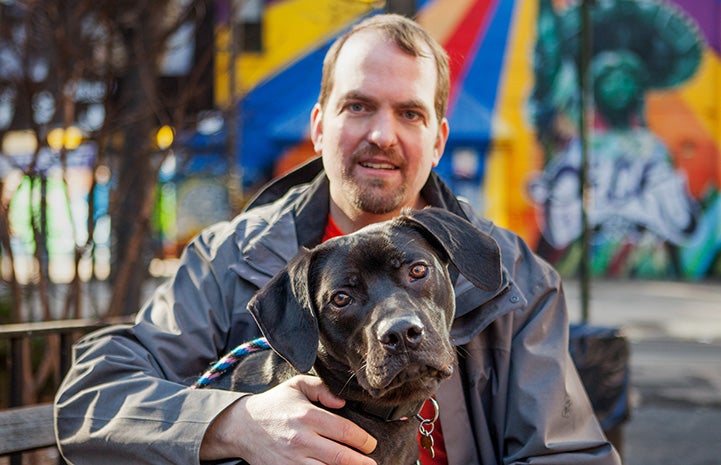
[{"left": 243, "top": 156, "right": 473, "bottom": 244}]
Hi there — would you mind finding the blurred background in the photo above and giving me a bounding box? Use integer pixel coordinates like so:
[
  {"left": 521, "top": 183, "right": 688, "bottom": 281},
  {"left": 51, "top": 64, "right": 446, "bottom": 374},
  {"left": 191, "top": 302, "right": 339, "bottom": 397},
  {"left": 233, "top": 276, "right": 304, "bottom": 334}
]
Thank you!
[{"left": 0, "top": 0, "right": 719, "bottom": 463}]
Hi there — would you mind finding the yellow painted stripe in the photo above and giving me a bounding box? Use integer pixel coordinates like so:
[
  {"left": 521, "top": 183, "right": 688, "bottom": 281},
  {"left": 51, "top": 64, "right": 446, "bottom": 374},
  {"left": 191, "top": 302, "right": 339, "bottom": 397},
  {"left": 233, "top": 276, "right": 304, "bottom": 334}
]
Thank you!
[
  {"left": 216, "top": 0, "right": 379, "bottom": 105},
  {"left": 485, "top": 1, "right": 540, "bottom": 243},
  {"left": 678, "top": 49, "right": 721, "bottom": 149}
]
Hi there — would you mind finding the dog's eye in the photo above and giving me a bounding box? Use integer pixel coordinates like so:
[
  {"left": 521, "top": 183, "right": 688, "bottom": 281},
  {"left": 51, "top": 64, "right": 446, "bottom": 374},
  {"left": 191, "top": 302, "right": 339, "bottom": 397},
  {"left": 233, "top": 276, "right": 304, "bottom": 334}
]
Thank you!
[
  {"left": 331, "top": 292, "right": 352, "bottom": 307},
  {"left": 409, "top": 263, "right": 428, "bottom": 280}
]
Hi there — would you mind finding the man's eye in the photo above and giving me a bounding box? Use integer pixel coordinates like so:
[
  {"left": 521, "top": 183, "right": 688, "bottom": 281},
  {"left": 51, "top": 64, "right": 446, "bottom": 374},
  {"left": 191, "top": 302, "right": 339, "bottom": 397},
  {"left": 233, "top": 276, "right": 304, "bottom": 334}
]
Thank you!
[
  {"left": 331, "top": 292, "right": 353, "bottom": 307},
  {"left": 348, "top": 102, "right": 365, "bottom": 113},
  {"left": 402, "top": 110, "right": 421, "bottom": 121},
  {"left": 409, "top": 263, "right": 428, "bottom": 280}
]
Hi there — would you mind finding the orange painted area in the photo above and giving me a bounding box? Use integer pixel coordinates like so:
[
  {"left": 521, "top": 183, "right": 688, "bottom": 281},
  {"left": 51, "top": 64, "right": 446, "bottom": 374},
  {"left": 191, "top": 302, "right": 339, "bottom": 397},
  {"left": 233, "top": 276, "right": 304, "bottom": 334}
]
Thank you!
[
  {"left": 676, "top": 49, "right": 721, "bottom": 145},
  {"left": 417, "top": 0, "right": 476, "bottom": 45},
  {"left": 647, "top": 92, "right": 721, "bottom": 199},
  {"left": 273, "top": 141, "right": 317, "bottom": 178},
  {"left": 675, "top": 48, "right": 721, "bottom": 197}
]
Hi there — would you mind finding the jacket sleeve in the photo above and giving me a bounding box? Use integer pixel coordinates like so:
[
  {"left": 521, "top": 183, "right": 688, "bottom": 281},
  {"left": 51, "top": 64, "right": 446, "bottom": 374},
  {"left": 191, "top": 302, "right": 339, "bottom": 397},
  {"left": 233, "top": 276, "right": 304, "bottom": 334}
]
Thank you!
[
  {"left": 54, "top": 223, "right": 261, "bottom": 465},
  {"left": 502, "top": 241, "right": 622, "bottom": 464}
]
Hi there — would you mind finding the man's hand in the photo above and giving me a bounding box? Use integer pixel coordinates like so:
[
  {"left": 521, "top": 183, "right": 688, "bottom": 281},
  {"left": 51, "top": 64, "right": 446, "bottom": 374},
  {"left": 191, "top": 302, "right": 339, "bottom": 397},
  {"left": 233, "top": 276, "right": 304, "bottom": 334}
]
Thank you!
[{"left": 200, "top": 375, "right": 378, "bottom": 464}]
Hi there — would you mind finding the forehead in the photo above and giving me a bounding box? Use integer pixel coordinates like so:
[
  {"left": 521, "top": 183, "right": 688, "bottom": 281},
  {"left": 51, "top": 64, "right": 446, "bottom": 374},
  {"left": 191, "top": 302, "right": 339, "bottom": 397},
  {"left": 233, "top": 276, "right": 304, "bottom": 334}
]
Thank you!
[{"left": 329, "top": 30, "right": 438, "bottom": 107}]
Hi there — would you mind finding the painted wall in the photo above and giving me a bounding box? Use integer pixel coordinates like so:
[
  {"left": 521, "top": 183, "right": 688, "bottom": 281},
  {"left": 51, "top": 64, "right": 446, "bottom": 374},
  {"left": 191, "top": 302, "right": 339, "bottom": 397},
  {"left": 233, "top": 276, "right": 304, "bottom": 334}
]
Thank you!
[
  {"left": 215, "top": 0, "right": 721, "bottom": 280},
  {"left": 513, "top": 0, "right": 721, "bottom": 279}
]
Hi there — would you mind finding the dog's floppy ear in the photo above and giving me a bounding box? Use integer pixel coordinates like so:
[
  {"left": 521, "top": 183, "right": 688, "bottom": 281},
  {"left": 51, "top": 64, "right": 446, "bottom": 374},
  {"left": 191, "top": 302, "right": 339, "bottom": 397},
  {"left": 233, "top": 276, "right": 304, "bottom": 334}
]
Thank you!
[
  {"left": 398, "top": 208, "right": 502, "bottom": 291},
  {"left": 247, "top": 249, "right": 319, "bottom": 373}
]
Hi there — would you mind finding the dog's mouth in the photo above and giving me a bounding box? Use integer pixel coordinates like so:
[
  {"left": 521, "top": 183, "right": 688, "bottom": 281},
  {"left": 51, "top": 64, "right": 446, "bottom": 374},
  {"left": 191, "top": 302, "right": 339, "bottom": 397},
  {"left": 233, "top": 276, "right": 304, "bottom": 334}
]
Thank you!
[{"left": 360, "top": 358, "right": 454, "bottom": 401}]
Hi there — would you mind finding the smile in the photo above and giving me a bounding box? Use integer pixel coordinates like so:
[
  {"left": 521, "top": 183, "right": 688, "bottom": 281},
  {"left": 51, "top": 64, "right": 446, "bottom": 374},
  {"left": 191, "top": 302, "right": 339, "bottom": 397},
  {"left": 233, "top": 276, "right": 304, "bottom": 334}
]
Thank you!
[{"left": 360, "top": 161, "right": 397, "bottom": 170}]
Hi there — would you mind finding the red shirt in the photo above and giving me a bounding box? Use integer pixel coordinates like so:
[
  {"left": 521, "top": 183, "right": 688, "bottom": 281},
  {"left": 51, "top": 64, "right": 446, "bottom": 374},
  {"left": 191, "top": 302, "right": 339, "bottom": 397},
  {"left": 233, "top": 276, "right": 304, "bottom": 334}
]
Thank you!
[
  {"left": 321, "top": 214, "right": 345, "bottom": 242},
  {"left": 322, "top": 216, "right": 448, "bottom": 465}
]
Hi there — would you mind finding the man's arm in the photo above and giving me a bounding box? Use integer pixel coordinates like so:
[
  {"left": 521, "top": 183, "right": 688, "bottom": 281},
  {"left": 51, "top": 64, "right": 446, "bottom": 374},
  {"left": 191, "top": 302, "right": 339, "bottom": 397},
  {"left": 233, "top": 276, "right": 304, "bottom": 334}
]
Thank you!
[
  {"left": 55, "top": 225, "right": 377, "bottom": 465},
  {"left": 55, "top": 331, "right": 377, "bottom": 465},
  {"left": 54, "top": 324, "right": 244, "bottom": 465},
  {"left": 54, "top": 226, "right": 254, "bottom": 464}
]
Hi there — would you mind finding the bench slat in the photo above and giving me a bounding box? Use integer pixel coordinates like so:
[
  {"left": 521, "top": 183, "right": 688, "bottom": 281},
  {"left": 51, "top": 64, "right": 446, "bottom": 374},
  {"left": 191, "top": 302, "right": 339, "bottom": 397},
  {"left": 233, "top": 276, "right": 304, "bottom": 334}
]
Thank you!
[{"left": 0, "top": 403, "right": 56, "bottom": 455}]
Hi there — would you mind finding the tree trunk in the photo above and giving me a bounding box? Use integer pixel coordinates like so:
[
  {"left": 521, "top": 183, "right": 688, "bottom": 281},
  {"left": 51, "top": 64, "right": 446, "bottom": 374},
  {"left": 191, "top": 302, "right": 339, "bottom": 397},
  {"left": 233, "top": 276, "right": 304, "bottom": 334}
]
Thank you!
[{"left": 108, "top": 4, "right": 168, "bottom": 317}]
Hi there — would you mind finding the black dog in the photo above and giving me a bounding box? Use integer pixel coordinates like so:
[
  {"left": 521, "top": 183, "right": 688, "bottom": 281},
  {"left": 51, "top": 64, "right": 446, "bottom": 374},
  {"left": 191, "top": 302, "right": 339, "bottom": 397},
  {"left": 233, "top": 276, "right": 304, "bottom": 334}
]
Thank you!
[{"left": 229, "top": 207, "right": 501, "bottom": 465}]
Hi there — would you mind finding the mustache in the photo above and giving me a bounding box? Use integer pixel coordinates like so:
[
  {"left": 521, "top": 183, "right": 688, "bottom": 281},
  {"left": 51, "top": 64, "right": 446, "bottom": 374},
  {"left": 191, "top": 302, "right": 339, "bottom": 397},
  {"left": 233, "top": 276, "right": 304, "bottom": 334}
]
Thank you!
[{"left": 350, "top": 145, "right": 404, "bottom": 166}]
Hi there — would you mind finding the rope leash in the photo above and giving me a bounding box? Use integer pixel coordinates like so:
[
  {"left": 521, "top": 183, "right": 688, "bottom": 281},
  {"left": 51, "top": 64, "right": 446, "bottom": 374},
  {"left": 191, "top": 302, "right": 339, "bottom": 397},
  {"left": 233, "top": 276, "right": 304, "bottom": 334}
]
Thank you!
[{"left": 192, "top": 337, "right": 271, "bottom": 389}]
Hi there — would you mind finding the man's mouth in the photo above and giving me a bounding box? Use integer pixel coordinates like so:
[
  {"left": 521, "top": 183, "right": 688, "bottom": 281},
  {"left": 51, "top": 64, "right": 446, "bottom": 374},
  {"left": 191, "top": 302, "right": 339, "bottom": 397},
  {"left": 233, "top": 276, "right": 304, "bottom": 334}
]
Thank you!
[{"left": 359, "top": 161, "right": 398, "bottom": 170}]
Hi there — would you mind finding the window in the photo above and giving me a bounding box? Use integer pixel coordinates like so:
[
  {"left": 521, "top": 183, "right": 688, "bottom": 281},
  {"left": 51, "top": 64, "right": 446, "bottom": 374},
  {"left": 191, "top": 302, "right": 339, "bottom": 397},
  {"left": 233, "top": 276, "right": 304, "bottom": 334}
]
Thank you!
[{"left": 234, "top": 0, "right": 262, "bottom": 53}]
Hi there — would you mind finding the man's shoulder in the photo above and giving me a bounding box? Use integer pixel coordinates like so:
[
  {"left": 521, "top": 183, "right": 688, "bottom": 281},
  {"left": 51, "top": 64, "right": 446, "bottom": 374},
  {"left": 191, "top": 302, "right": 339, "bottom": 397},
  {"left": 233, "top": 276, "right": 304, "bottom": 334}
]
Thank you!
[
  {"left": 184, "top": 182, "right": 311, "bottom": 255},
  {"left": 457, "top": 201, "right": 560, "bottom": 284},
  {"left": 230, "top": 182, "right": 315, "bottom": 243}
]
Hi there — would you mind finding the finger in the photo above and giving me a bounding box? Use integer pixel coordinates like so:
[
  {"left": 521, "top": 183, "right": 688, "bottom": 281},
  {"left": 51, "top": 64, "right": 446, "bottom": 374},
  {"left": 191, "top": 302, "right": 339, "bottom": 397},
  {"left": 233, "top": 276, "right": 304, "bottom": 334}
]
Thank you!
[
  {"left": 293, "top": 375, "right": 346, "bottom": 409},
  {"left": 306, "top": 432, "right": 378, "bottom": 465},
  {"left": 316, "top": 413, "right": 378, "bottom": 456},
  {"left": 291, "top": 376, "right": 377, "bottom": 456},
  {"left": 290, "top": 376, "right": 377, "bottom": 458}
]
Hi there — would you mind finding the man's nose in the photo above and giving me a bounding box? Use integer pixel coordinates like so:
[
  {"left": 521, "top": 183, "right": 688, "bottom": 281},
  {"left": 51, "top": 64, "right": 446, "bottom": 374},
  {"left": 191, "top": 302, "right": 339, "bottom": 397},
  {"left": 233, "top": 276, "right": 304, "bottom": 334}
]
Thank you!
[{"left": 367, "top": 110, "right": 399, "bottom": 149}]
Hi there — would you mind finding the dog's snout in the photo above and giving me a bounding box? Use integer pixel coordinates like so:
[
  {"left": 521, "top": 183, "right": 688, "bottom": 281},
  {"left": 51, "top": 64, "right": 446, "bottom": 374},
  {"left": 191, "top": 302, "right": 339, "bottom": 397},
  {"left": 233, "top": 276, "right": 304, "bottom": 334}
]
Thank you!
[{"left": 378, "top": 316, "right": 425, "bottom": 352}]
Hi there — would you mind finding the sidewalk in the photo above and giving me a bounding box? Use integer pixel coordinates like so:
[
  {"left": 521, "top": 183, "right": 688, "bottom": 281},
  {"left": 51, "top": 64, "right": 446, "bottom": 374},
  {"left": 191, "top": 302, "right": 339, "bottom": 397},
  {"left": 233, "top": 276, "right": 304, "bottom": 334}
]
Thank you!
[
  {"left": 564, "top": 279, "right": 721, "bottom": 465},
  {"left": 564, "top": 279, "right": 721, "bottom": 342}
]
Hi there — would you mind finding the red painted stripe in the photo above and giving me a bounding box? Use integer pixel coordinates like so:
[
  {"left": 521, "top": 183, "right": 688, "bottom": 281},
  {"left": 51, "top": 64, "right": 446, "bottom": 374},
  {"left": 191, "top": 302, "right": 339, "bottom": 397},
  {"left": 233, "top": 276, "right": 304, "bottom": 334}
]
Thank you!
[{"left": 441, "top": 0, "right": 494, "bottom": 98}]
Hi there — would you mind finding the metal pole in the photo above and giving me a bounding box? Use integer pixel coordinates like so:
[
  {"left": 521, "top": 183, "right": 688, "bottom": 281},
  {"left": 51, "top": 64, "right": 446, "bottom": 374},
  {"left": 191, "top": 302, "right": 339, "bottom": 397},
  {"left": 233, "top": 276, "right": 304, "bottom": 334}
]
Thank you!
[
  {"left": 578, "top": 0, "right": 593, "bottom": 323},
  {"left": 227, "top": 0, "right": 243, "bottom": 211}
]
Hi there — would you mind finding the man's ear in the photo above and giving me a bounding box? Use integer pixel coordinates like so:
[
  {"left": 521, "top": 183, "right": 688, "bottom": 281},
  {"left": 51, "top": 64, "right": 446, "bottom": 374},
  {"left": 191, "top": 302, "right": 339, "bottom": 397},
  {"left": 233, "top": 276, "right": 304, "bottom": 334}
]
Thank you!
[
  {"left": 310, "top": 103, "right": 323, "bottom": 154},
  {"left": 247, "top": 249, "right": 319, "bottom": 373},
  {"left": 432, "top": 117, "right": 449, "bottom": 168}
]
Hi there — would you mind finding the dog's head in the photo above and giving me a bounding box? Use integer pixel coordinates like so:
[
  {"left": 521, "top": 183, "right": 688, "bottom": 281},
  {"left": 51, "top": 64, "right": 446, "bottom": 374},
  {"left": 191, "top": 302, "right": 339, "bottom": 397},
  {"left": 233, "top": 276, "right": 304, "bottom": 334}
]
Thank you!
[{"left": 247, "top": 208, "right": 502, "bottom": 406}]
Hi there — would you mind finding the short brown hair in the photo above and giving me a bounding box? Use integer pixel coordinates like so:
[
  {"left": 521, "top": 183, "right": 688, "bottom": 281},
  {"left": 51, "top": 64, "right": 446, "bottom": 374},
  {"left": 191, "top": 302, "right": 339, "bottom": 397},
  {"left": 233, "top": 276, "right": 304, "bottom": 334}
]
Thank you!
[{"left": 318, "top": 14, "right": 450, "bottom": 123}]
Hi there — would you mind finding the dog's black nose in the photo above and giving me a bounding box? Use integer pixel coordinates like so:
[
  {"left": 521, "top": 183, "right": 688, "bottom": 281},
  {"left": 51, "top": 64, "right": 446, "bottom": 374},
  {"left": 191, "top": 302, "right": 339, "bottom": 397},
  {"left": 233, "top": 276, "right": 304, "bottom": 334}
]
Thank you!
[{"left": 378, "top": 316, "right": 425, "bottom": 352}]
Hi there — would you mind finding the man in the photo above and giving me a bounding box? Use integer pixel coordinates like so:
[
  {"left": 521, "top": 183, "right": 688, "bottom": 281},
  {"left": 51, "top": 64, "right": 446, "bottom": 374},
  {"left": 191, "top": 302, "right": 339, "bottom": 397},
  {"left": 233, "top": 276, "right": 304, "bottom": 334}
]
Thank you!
[{"left": 54, "top": 13, "right": 621, "bottom": 465}]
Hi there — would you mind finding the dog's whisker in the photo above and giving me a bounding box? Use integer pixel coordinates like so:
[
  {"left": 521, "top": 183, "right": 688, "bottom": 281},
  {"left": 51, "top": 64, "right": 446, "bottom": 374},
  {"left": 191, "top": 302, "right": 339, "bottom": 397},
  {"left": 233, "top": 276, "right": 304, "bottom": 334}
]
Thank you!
[
  {"left": 340, "top": 362, "right": 366, "bottom": 395},
  {"left": 455, "top": 346, "right": 471, "bottom": 359},
  {"left": 340, "top": 373, "right": 356, "bottom": 395},
  {"left": 420, "top": 385, "right": 435, "bottom": 397}
]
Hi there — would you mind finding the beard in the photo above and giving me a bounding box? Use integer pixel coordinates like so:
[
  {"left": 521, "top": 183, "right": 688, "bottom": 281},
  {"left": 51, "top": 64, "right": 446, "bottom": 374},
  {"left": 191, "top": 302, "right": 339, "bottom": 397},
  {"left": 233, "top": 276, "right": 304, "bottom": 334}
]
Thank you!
[
  {"left": 343, "top": 175, "right": 407, "bottom": 214},
  {"left": 340, "top": 147, "right": 407, "bottom": 215}
]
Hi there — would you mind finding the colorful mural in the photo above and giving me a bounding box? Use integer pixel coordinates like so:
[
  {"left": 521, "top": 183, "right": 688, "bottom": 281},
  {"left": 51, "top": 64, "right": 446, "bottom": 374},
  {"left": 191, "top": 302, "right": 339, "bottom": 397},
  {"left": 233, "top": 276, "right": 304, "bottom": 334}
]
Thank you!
[
  {"left": 214, "top": 0, "right": 721, "bottom": 279},
  {"left": 525, "top": 0, "right": 721, "bottom": 279}
]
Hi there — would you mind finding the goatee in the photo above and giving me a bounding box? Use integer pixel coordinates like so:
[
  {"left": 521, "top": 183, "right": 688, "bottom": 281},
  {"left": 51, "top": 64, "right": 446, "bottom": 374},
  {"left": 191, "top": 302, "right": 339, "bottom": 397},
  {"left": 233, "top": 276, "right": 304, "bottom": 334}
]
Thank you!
[
  {"left": 343, "top": 147, "right": 407, "bottom": 214},
  {"left": 349, "top": 177, "right": 406, "bottom": 214}
]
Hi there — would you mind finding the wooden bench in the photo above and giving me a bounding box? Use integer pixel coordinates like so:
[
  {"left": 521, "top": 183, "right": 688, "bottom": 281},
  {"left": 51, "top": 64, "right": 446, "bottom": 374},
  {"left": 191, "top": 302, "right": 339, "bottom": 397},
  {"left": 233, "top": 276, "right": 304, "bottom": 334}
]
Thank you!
[
  {"left": 0, "top": 318, "right": 133, "bottom": 463},
  {"left": 0, "top": 403, "right": 56, "bottom": 456}
]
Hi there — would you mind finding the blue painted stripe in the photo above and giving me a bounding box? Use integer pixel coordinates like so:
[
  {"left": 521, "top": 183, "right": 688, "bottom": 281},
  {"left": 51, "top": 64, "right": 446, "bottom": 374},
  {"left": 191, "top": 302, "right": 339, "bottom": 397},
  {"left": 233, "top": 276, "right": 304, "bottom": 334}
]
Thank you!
[{"left": 453, "top": 0, "right": 515, "bottom": 125}]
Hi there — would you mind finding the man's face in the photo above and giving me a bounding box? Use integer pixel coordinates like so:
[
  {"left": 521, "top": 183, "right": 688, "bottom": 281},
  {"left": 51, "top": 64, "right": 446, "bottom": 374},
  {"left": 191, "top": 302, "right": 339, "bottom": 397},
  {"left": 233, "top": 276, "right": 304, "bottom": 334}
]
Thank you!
[{"left": 311, "top": 30, "right": 449, "bottom": 222}]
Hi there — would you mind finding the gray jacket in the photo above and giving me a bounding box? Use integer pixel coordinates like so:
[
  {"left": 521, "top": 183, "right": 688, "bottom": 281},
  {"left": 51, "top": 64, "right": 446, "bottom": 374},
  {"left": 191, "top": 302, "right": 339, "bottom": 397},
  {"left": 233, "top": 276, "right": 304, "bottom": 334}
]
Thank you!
[{"left": 54, "top": 158, "right": 621, "bottom": 465}]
